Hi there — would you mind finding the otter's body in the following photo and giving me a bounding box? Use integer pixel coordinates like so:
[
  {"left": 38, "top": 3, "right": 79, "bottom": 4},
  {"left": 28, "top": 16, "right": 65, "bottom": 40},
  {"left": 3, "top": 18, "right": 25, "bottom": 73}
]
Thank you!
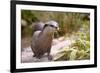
[{"left": 31, "top": 21, "right": 59, "bottom": 60}]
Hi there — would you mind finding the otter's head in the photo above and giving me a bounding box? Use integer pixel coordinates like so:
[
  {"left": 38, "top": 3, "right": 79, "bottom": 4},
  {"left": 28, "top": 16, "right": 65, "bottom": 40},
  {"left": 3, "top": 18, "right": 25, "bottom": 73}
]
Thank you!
[{"left": 43, "top": 20, "right": 59, "bottom": 34}]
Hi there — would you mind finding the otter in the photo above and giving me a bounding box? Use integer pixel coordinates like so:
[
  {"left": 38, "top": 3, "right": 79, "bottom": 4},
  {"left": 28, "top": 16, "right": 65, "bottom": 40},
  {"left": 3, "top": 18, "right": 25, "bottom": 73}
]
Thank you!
[{"left": 31, "top": 21, "right": 59, "bottom": 60}]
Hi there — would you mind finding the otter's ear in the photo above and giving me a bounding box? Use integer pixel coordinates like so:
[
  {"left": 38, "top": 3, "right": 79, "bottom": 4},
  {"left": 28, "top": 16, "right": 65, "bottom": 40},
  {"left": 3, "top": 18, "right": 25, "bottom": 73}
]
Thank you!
[{"left": 43, "top": 24, "right": 48, "bottom": 29}]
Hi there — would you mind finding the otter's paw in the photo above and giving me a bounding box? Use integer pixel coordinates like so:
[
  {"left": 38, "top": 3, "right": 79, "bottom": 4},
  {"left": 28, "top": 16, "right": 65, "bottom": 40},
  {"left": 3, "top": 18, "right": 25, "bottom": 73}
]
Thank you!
[
  {"left": 33, "top": 54, "right": 36, "bottom": 57},
  {"left": 48, "top": 55, "right": 53, "bottom": 60}
]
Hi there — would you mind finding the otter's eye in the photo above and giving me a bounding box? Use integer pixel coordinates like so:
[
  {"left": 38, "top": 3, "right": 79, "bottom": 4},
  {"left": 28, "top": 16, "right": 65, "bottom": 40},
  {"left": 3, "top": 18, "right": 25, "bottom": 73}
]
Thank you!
[
  {"left": 50, "top": 25, "right": 54, "bottom": 27},
  {"left": 49, "top": 25, "right": 58, "bottom": 29}
]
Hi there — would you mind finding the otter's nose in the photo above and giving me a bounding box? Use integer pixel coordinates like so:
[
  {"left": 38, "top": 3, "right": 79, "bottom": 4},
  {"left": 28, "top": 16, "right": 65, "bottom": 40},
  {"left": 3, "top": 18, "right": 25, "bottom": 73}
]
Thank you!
[
  {"left": 57, "top": 27, "right": 59, "bottom": 30},
  {"left": 55, "top": 26, "right": 59, "bottom": 30}
]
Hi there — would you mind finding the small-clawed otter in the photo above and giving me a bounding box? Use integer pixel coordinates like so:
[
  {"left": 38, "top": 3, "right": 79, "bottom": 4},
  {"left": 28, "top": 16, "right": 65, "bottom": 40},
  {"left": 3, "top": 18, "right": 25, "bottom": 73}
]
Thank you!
[{"left": 31, "top": 21, "right": 59, "bottom": 60}]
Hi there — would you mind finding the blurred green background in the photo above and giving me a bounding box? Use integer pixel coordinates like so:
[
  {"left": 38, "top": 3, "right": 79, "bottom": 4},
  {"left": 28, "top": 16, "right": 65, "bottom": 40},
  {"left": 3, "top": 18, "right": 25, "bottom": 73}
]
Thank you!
[{"left": 21, "top": 10, "right": 90, "bottom": 38}]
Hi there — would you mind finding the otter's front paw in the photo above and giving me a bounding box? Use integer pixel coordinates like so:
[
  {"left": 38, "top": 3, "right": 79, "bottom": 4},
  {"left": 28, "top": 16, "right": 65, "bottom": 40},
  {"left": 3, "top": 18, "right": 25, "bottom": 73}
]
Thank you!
[{"left": 48, "top": 55, "right": 53, "bottom": 60}]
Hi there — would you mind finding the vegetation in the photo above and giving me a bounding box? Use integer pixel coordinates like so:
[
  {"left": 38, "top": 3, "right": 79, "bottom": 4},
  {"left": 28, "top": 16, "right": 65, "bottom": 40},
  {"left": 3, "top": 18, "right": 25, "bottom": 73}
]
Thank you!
[
  {"left": 54, "top": 31, "right": 90, "bottom": 61},
  {"left": 21, "top": 10, "right": 89, "bottom": 38}
]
